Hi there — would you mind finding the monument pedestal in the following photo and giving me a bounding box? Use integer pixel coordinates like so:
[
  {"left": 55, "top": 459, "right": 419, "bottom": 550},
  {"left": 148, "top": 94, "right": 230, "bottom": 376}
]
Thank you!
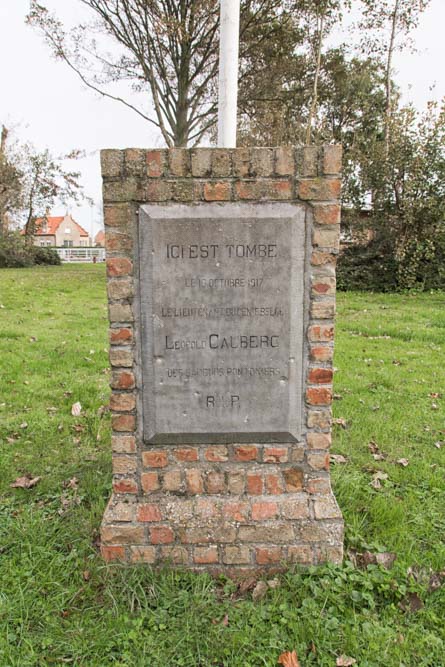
[{"left": 100, "top": 146, "right": 344, "bottom": 570}]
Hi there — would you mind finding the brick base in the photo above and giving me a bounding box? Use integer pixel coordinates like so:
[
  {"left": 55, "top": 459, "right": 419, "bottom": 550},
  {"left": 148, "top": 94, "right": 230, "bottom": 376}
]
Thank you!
[{"left": 101, "top": 443, "right": 343, "bottom": 570}]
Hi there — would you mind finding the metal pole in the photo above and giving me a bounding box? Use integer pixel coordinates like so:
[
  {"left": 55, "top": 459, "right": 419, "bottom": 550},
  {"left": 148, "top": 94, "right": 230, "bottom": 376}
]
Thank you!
[{"left": 217, "top": 0, "right": 240, "bottom": 148}]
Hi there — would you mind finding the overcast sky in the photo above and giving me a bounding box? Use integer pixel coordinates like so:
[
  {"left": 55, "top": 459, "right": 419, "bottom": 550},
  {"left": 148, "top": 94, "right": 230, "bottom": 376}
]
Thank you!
[{"left": 1, "top": 0, "right": 444, "bottom": 236}]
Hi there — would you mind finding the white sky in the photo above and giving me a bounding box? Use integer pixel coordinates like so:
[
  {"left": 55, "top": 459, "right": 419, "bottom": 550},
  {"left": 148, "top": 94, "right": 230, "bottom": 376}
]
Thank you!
[{"left": 1, "top": 0, "right": 444, "bottom": 236}]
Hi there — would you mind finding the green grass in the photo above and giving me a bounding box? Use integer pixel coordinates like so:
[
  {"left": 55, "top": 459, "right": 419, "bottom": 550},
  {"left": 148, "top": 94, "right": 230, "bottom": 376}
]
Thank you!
[{"left": 0, "top": 265, "right": 444, "bottom": 666}]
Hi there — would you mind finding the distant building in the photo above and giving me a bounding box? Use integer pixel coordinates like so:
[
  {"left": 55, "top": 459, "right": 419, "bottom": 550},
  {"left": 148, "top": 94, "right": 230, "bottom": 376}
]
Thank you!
[
  {"left": 94, "top": 230, "right": 105, "bottom": 247},
  {"left": 23, "top": 212, "right": 91, "bottom": 247}
]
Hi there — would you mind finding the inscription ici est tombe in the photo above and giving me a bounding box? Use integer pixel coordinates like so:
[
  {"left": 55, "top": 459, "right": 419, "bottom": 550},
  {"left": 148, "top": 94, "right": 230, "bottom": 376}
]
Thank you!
[{"left": 138, "top": 203, "right": 306, "bottom": 443}]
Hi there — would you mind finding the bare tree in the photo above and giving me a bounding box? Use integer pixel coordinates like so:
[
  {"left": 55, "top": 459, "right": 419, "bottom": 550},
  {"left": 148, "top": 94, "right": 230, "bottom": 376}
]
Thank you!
[
  {"left": 28, "top": 0, "right": 297, "bottom": 147},
  {"left": 357, "top": 0, "right": 431, "bottom": 153}
]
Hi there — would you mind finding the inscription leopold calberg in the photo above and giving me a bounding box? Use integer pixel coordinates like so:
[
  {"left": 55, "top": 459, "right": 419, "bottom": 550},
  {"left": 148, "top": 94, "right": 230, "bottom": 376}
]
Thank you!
[{"left": 138, "top": 203, "right": 306, "bottom": 443}]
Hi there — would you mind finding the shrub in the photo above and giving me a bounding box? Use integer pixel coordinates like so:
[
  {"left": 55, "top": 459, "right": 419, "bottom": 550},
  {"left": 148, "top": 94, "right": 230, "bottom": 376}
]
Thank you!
[{"left": 0, "top": 232, "right": 61, "bottom": 268}]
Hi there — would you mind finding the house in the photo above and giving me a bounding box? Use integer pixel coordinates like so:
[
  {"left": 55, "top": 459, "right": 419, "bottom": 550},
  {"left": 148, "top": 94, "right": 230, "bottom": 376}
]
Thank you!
[
  {"left": 24, "top": 212, "right": 91, "bottom": 247},
  {"left": 94, "top": 230, "right": 105, "bottom": 247}
]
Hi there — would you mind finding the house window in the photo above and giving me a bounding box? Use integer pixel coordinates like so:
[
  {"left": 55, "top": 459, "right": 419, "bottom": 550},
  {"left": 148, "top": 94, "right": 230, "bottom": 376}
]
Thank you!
[
  {"left": 40, "top": 240, "right": 45, "bottom": 246},
  {"left": 63, "top": 240, "right": 73, "bottom": 247},
  {"left": 65, "top": 228, "right": 71, "bottom": 234}
]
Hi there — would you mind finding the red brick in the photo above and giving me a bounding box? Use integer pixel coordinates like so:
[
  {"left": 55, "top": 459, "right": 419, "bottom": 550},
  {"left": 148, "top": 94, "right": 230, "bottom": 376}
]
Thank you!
[
  {"left": 193, "top": 546, "right": 219, "bottom": 564},
  {"left": 246, "top": 473, "right": 263, "bottom": 495},
  {"left": 130, "top": 546, "right": 156, "bottom": 563},
  {"left": 275, "top": 147, "right": 294, "bottom": 176},
  {"left": 252, "top": 501, "right": 278, "bottom": 520},
  {"left": 308, "top": 368, "right": 333, "bottom": 384},
  {"left": 308, "top": 325, "right": 334, "bottom": 342},
  {"left": 162, "top": 470, "right": 182, "bottom": 492},
  {"left": 307, "top": 432, "right": 331, "bottom": 450},
  {"left": 205, "top": 471, "right": 225, "bottom": 494},
  {"left": 267, "top": 179, "right": 292, "bottom": 199},
  {"left": 312, "top": 278, "right": 335, "bottom": 295},
  {"left": 185, "top": 469, "right": 204, "bottom": 494},
  {"left": 307, "top": 477, "right": 331, "bottom": 494},
  {"left": 101, "top": 524, "right": 144, "bottom": 544},
  {"left": 283, "top": 468, "right": 304, "bottom": 492},
  {"left": 255, "top": 547, "right": 283, "bottom": 564},
  {"left": 223, "top": 545, "right": 251, "bottom": 565},
  {"left": 307, "top": 452, "right": 330, "bottom": 471},
  {"left": 105, "top": 232, "right": 133, "bottom": 254},
  {"left": 146, "top": 150, "right": 164, "bottom": 177},
  {"left": 137, "top": 503, "right": 162, "bottom": 522},
  {"left": 310, "top": 346, "right": 333, "bottom": 362},
  {"left": 306, "top": 387, "right": 332, "bottom": 406},
  {"left": 263, "top": 447, "right": 288, "bottom": 463},
  {"left": 288, "top": 546, "right": 313, "bottom": 565},
  {"left": 311, "top": 251, "right": 337, "bottom": 266},
  {"left": 112, "top": 456, "right": 137, "bottom": 475},
  {"left": 265, "top": 474, "right": 285, "bottom": 495},
  {"left": 235, "top": 181, "right": 259, "bottom": 200},
  {"left": 222, "top": 501, "right": 249, "bottom": 522},
  {"left": 203, "top": 182, "right": 231, "bottom": 201},
  {"left": 149, "top": 526, "right": 174, "bottom": 544},
  {"left": 142, "top": 451, "right": 168, "bottom": 468},
  {"left": 141, "top": 472, "right": 160, "bottom": 493},
  {"left": 195, "top": 498, "right": 219, "bottom": 519},
  {"left": 298, "top": 178, "right": 341, "bottom": 201},
  {"left": 101, "top": 545, "right": 125, "bottom": 561},
  {"left": 111, "top": 414, "right": 136, "bottom": 432},
  {"left": 112, "top": 435, "right": 136, "bottom": 454},
  {"left": 146, "top": 180, "right": 171, "bottom": 201},
  {"left": 106, "top": 257, "right": 133, "bottom": 277},
  {"left": 281, "top": 497, "right": 310, "bottom": 519},
  {"left": 111, "top": 371, "right": 135, "bottom": 390},
  {"left": 204, "top": 446, "right": 229, "bottom": 462},
  {"left": 173, "top": 447, "right": 198, "bottom": 462},
  {"left": 312, "top": 203, "right": 341, "bottom": 225},
  {"left": 110, "top": 392, "right": 136, "bottom": 412},
  {"left": 110, "top": 327, "right": 133, "bottom": 344},
  {"left": 234, "top": 445, "right": 258, "bottom": 462},
  {"left": 113, "top": 478, "right": 138, "bottom": 494}
]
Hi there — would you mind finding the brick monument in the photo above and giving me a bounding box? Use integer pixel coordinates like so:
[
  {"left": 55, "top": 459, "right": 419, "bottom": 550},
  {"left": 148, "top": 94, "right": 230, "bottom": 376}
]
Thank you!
[{"left": 100, "top": 146, "right": 344, "bottom": 571}]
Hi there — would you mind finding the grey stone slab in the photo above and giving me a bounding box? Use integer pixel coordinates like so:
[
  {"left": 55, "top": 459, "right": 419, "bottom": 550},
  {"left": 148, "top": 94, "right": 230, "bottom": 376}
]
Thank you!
[{"left": 137, "top": 202, "right": 307, "bottom": 443}]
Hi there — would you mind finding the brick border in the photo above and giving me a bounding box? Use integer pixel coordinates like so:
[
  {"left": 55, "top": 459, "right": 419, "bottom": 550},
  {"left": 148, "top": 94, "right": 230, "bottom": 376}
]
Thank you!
[{"left": 101, "top": 146, "right": 344, "bottom": 570}]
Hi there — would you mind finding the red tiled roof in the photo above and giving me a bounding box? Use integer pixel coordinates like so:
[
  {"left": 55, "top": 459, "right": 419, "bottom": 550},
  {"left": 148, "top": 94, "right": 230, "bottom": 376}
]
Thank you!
[
  {"left": 95, "top": 230, "right": 105, "bottom": 245},
  {"left": 32, "top": 215, "right": 89, "bottom": 237}
]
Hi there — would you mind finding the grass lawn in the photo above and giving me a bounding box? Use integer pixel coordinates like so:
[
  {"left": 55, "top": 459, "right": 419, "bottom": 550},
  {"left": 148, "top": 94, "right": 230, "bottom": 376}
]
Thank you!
[{"left": 0, "top": 264, "right": 444, "bottom": 666}]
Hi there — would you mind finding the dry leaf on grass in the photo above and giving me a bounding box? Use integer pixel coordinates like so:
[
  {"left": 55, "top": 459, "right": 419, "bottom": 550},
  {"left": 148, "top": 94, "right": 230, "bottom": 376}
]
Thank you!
[
  {"left": 399, "top": 592, "right": 424, "bottom": 613},
  {"left": 278, "top": 650, "right": 301, "bottom": 667},
  {"left": 333, "top": 417, "right": 348, "bottom": 429},
  {"left": 10, "top": 475, "right": 41, "bottom": 489},
  {"left": 252, "top": 580, "right": 268, "bottom": 602},
  {"left": 336, "top": 656, "right": 356, "bottom": 666},
  {"left": 397, "top": 458, "right": 409, "bottom": 467},
  {"left": 371, "top": 471, "right": 388, "bottom": 489},
  {"left": 330, "top": 454, "right": 348, "bottom": 465},
  {"left": 71, "top": 402, "right": 82, "bottom": 416}
]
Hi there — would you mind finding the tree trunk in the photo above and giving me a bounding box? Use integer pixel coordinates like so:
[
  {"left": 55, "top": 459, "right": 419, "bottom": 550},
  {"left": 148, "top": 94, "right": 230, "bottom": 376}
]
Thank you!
[
  {"left": 305, "top": 11, "right": 325, "bottom": 145},
  {"left": 384, "top": 0, "right": 399, "bottom": 155}
]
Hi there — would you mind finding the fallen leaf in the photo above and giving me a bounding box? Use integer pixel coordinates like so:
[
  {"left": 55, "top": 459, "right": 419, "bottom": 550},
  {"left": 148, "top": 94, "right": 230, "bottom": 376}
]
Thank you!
[
  {"left": 10, "top": 475, "right": 41, "bottom": 489},
  {"left": 333, "top": 393, "right": 343, "bottom": 400},
  {"left": 71, "top": 402, "right": 82, "bottom": 416},
  {"left": 330, "top": 454, "right": 348, "bottom": 464},
  {"left": 82, "top": 570, "right": 91, "bottom": 582},
  {"left": 64, "top": 477, "right": 79, "bottom": 490},
  {"left": 278, "top": 650, "right": 301, "bottom": 667},
  {"left": 72, "top": 423, "right": 85, "bottom": 433},
  {"left": 64, "top": 391, "right": 73, "bottom": 398},
  {"left": 373, "top": 453, "right": 386, "bottom": 461},
  {"left": 428, "top": 572, "right": 445, "bottom": 592},
  {"left": 238, "top": 576, "right": 257, "bottom": 594},
  {"left": 20, "top": 422, "right": 28, "bottom": 429},
  {"left": 252, "top": 580, "right": 268, "bottom": 602},
  {"left": 374, "top": 552, "right": 397, "bottom": 569},
  {"left": 431, "top": 403, "right": 438, "bottom": 410},
  {"left": 368, "top": 441, "right": 380, "bottom": 454},
  {"left": 6, "top": 437, "right": 16, "bottom": 444},
  {"left": 336, "top": 656, "right": 356, "bottom": 666},
  {"left": 434, "top": 441, "right": 443, "bottom": 449},
  {"left": 333, "top": 417, "right": 348, "bottom": 429},
  {"left": 371, "top": 471, "right": 388, "bottom": 489},
  {"left": 392, "top": 359, "right": 401, "bottom": 366},
  {"left": 397, "top": 458, "right": 409, "bottom": 467},
  {"left": 400, "top": 592, "right": 424, "bottom": 613},
  {"left": 29, "top": 336, "right": 37, "bottom": 342},
  {"left": 267, "top": 578, "right": 280, "bottom": 589},
  {"left": 222, "top": 614, "right": 229, "bottom": 626},
  {"left": 430, "top": 392, "right": 441, "bottom": 399}
]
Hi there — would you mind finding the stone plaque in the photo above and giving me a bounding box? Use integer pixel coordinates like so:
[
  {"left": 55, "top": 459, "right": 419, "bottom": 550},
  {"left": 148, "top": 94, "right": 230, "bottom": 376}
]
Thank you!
[{"left": 138, "top": 202, "right": 307, "bottom": 443}]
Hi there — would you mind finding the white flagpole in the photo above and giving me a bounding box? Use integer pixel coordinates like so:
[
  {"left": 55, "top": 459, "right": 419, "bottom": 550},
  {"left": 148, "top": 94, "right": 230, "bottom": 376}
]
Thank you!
[{"left": 217, "top": 0, "right": 240, "bottom": 148}]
